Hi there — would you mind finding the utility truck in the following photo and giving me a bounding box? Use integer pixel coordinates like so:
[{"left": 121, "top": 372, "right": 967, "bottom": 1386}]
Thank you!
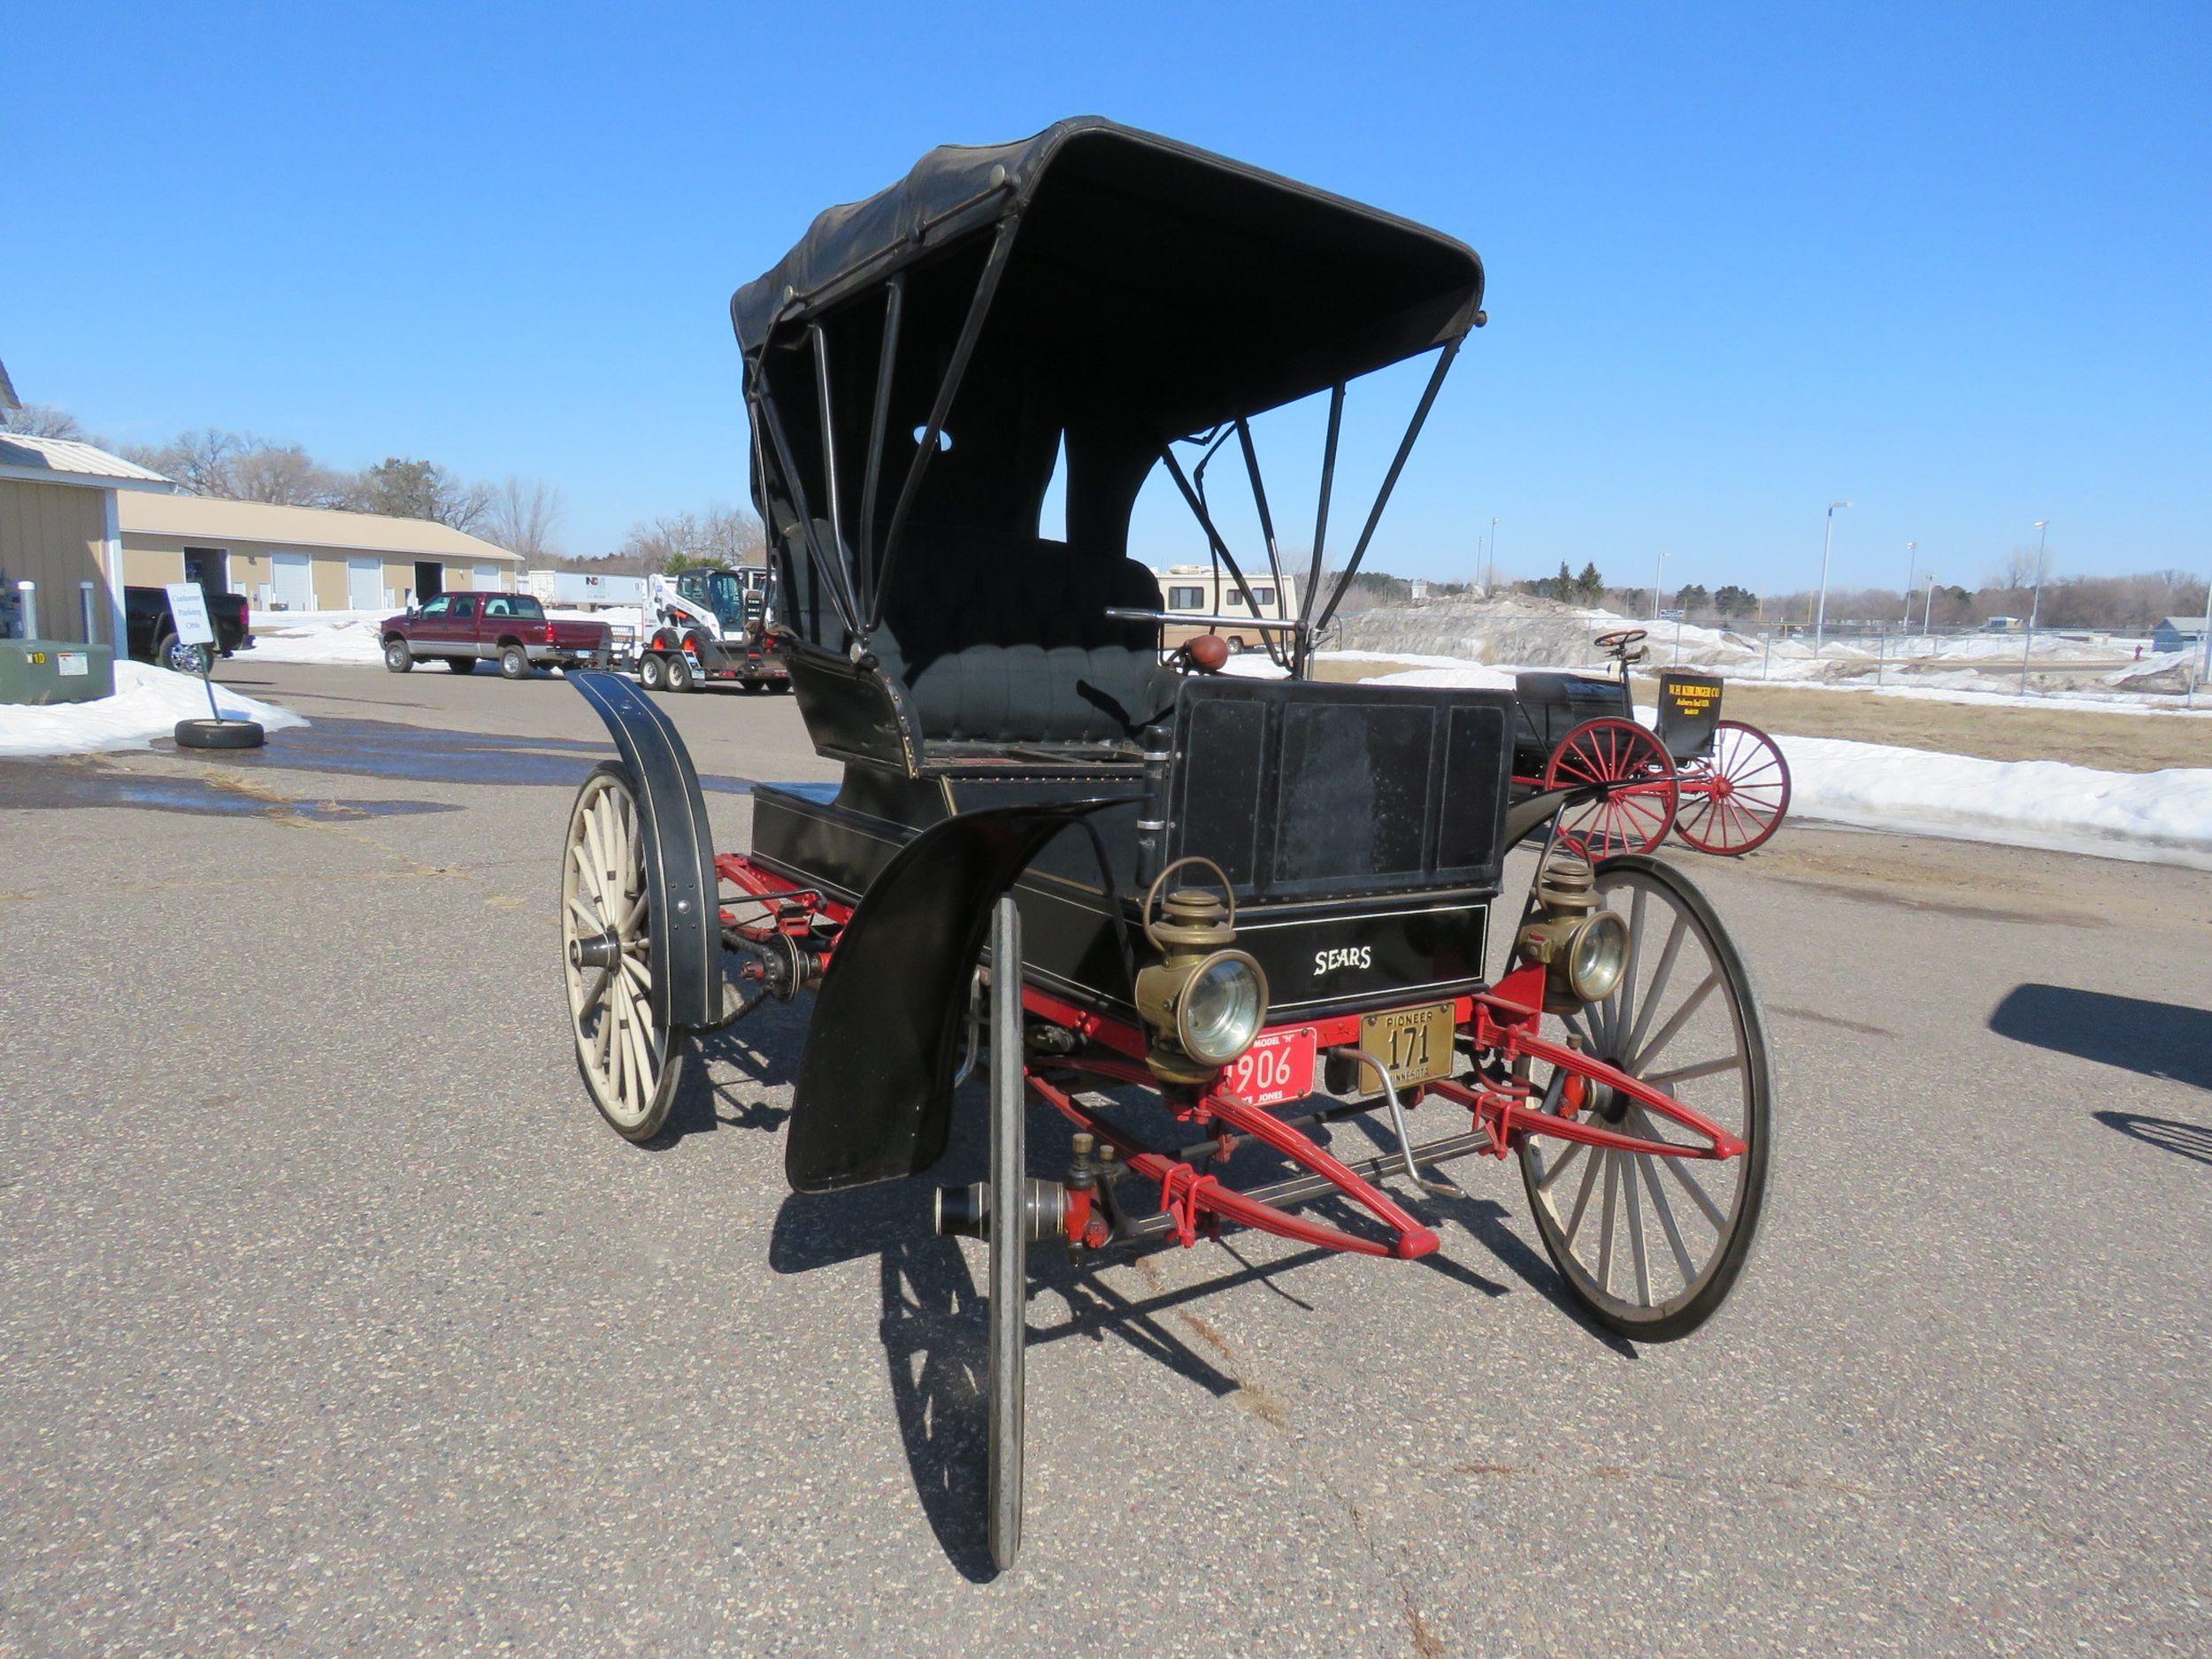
[{"left": 634, "top": 566, "right": 787, "bottom": 693}]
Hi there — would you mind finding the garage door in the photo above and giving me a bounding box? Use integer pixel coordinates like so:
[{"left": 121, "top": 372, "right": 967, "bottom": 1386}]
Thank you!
[
  {"left": 272, "top": 551, "right": 315, "bottom": 611},
  {"left": 347, "top": 557, "right": 383, "bottom": 611}
]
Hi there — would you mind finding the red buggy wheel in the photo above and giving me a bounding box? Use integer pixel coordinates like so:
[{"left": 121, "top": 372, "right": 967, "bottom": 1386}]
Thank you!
[
  {"left": 1543, "top": 717, "right": 1678, "bottom": 859},
  {"left": 1673, "top": 720, "right": 1791, "bottom": 856}
]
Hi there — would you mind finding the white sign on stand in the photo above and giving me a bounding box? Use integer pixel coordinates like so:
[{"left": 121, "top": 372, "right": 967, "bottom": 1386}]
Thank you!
[
  {"left": 165, "top": 582, "right": 216, "bottom": 647},
  {"left": 163, "top": 581, "right": 225, "bottom": 722}
]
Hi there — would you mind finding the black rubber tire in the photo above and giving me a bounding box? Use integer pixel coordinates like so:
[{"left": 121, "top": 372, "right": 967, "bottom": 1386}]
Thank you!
[
  {"left": 448, "top": 656, "right": 477, "bottom": 674},
  {"left": 499, "top": 644, "right": 531, "bottom": 680},
  {"left": 175, "top": 718, "right": 265, "bottom": 750},
  {"left": 638, "top": 652, "right": 667, "bottom": 692},
  {"left": 665, "top": 652, "right": 696, "bottom": 693},
  {"left": 1516, "top": 854, "right": 1772, "bottom": 1341},
  {"left": 384, "top": 640, "right": 412, "bottom": 673}
]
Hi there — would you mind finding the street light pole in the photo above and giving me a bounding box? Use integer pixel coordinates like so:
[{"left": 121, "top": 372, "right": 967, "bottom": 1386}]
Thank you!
[
  {"left": 1651, "top": 549, "right": 1668, "bottom": 623},
  {"left": 1902, "top": 541, "right": 1917, "bottom": 634},
  {"left": 2020, "top": 518, "right": 2049, "bottom": 695},
  {"left": 1813, "top": 501, "right": 1851, "bottom": 657},
  {"left": 2199, "top": 563, "right": 2210, "bottom": 686},
  {"left": 1487, "top": 517, "right": 1499, "bottom": 590}
]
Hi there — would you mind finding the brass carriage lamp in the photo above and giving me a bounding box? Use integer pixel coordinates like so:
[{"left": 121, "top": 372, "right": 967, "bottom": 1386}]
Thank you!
[
  {"left": 1517, "top": 854, "right": 1631, "bottom": 1012},
  {"left": 1133, "top": 858, "right": 1270, "bottom": 1084}
]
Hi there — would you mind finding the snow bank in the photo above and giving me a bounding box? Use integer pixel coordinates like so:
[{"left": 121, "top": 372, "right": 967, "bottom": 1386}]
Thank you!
[
  {"left": 0, "top": 662, "right": 305, "bottom": 759},
  {"left": 249, "top": 609, "right": 388, "bottom": 665},
  {"left": 1776, "top": 735, "right": 2212, "bottom": 870}
]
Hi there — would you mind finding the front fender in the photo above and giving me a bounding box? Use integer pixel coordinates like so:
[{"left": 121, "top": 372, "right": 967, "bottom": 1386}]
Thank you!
[
  {"left": 569, "top": 670, "right": 722, "bottom": 1030},
  {"left": 786, "top": 799, "right": 1128, "bottom": 1194}
]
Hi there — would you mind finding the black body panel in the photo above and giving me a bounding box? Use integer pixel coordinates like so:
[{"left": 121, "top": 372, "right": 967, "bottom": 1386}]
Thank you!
[
  {"left": 786, "top": 799, "right": 1129, "bottom": 1194},
  {"left": 1509, "top": 671, "right": 1631, "bottom": 772},
  {"left": 570, "top": 672, "right": 723, "bottom": 1030},
  {"left": 1164, "top": 677, "right": 1514, "bottom": 902}
]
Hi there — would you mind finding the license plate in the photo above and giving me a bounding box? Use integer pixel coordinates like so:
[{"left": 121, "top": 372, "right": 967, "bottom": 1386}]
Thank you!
[
  {"left": 1360, "top": 1000, "right": 1455, "bottom": 1090},
  {"left": 1221, "top": 1025, "right": 1318, "bottom": 1107}
]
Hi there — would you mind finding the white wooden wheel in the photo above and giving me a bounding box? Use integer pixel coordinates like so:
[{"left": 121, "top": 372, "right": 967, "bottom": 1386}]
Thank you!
[{"left": 562, "top": 763, "right": 685, "bottom": 1141}]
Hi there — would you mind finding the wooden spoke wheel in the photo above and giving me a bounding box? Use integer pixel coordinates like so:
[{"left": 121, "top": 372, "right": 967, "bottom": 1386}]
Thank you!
[
  {"left": 985, "top": 895, "right": 1028, "bottom": 1574},
  {"left": 1517, "top": 856, "right": 1772, "bottom": 1340},
  {"left": 1543, "top": 717, "right": 1678, "bottom": 859},
  {"left": 1674, "top": 720, "right": 1792, "bottom": 856},
  {"left": 562, "top": 762, "right": 686, "bottom": 1141}
]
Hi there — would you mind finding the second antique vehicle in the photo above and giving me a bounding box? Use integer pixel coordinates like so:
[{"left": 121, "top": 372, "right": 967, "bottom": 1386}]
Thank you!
[
  {"left": 1509, "top": 630, "right": 1794, "bottom": 858},
  {"left": 634, "top": 565, "right": 787, "bottom": 692},
  {"left": 381, "top": 590, "right": 611, "bottom": 678},
  {"left": 124, "top": 584, "right": 251, "bottom": 674},
  {"left": 557, "top": 119, "right": 1774, "bottom": 1571}
]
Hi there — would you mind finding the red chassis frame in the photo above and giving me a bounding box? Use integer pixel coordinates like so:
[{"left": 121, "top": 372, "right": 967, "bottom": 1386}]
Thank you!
[{"left": 717, "top": 851, "right": 1746, "bottom": 1263}]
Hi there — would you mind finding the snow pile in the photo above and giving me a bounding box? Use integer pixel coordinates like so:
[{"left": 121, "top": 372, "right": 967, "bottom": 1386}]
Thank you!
[
  {"left": 2107, "top": 650, "right": 2198, "bottom": 695},
  {"left": 249, "top": 609, "right": 390, "bottom": 665},
  {"left": 1777, "top": 736, "right": 2212, "bottom": 870},
  {"left": 0, "top": 661, "right": 305, "bottom": 758}
]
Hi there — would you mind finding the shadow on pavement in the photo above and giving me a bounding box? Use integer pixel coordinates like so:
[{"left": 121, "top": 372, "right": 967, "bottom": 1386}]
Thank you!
[
  {"left": 224, "top": 715, "right": 756, "bottom": 795},
  {"left": 1989, "top": 982, "right": 2212, "bottom": 1091},
  {"left": 2091, "top": 1112, "right": 2212, "bottom": 1167}
]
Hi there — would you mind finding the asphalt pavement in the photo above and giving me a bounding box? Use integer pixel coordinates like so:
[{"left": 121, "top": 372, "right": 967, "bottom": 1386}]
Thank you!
[{"left": 1, "top": 659, "right": 2207, "bottom": 1658}]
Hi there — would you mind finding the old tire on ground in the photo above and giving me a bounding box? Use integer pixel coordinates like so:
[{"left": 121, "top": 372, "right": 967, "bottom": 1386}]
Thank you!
[
  {"left": 637, "top": 652, "right": 667, "bottom": 692},
  {"left": 384, "top": 639, "right": 412, "bottom": 673},
  {"left": 665, "top": 652, "right": 696, "bottom": 693},
  {"left": 499, "top": 644, "right": 531, "bottom": 680},
  {"left": 1542, "top": 717, "right": 1678, "bottom": 860},
  {"left": 174, "top": 718, "right": 265, "bottom": 750},
  {"left": 1516, "top": 855, "right": 1771, "bottom": 1341},
  {"left": 562, "top": 761, "right": 686, "bottom": 1141}
]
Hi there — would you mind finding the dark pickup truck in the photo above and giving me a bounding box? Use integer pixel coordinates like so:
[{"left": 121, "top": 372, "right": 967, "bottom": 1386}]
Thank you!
[
  {"left": 380, "top": 591, "right": 611, "bottom": 680},
  {"left": 124, "top": 585, "right": 252, "bottom": 674}
]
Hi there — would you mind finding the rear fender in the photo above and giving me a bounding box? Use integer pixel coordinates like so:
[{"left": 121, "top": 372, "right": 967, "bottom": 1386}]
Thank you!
[
  {"left": 787, "top": 799, "right": 1129, "bottom": 1194},
  {"left": 569, "top": 670, "right": 722, "bottom": 1029}
]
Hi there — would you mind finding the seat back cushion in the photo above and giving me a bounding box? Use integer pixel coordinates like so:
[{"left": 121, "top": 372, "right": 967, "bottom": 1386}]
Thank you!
[{"left": 874, "top": 528, "right": 1178, "bottom": 743}]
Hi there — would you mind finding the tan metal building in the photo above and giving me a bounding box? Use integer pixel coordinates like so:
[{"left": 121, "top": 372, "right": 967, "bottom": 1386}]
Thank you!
[
  {"left": 118, "top": 495, "right": 521, "bottom": 613},
  {"left": 0, "top": 434, "right": 174, "bottom": 646}
]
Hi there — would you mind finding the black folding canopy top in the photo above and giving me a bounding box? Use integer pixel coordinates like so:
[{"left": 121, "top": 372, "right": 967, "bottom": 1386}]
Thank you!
[{"left": 733, "top": 116, "right": 1486, "bottom": 727}]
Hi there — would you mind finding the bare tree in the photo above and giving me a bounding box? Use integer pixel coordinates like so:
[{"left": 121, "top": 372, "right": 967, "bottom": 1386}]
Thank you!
[
  {"left": 1992, "top": 541, "right": 2055, "bottom": 593},
  {"left": 614, "top": 506, "right": 766, "bottom": 572},
  {"left": 228, "top": 442, "right": 352, "bottom": 506},
  {"left": 486, "top": 477, "right": 565, "bottom": 561},
  {"left": 0, "top": 403, "right": 87, "bottom": 440}
]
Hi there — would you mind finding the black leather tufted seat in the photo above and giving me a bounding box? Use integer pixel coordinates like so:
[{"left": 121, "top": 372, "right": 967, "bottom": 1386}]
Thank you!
[{"left": 872, "top": 529, "right": 1180, "bottom": 745}]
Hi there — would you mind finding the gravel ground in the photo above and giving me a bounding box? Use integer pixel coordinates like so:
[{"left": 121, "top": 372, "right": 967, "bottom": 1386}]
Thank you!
[{"left": 1, "top": 660, "right": 2206, "bottom": 1658}]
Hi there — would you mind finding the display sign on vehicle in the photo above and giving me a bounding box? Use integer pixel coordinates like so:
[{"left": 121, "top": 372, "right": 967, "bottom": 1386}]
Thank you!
[
  {"left": 1359, "top": 1000, "right": 1456, "bottom": 1090},
  {"left": 57, "top": 651, "right": 88, "bottom": 677},
  {"left": 1221, "top": 1025, "right": 1318, "bottom": 1107},
  {"left": 164, "top": 582, "right": 216, "bottom": 647}
]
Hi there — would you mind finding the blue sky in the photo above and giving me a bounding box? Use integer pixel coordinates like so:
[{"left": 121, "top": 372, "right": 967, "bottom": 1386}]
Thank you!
[{"left": 7, "top": 2, "right": 2207, "bottom": 594}]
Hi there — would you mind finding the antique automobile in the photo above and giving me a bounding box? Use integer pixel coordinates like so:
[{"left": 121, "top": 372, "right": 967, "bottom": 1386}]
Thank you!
[
  {"left": 1510, "top": 630, "right": 1794, "bottom": 857},
  {"left": 557, "top": 119, "right": 1774, "bottom": 1571}
]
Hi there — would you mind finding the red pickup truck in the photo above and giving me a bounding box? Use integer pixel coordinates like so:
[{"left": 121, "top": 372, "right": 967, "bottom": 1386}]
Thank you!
[{"left": 381, "top": 592, "right": 611, "bottom": 680}]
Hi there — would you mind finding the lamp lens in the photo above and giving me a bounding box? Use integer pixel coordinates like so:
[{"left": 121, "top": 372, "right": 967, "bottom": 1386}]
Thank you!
[
  {"left": 1179, "top": 953, "right": 1266, "bottom": 1064},
  {"left": 1567, "top": 911, "right": 1631, "bottom": 1003}
]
